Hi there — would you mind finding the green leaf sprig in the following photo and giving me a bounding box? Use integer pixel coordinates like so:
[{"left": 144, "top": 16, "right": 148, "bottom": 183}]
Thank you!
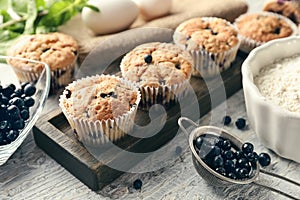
[{"left": 0, "top": 0, "right": 99, "bottom": 55}]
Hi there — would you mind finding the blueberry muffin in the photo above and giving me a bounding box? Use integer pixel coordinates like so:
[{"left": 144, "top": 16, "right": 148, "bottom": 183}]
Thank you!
[
  {"left": 7, "top": 32, "right": 78, "bottom": 91},
  {"left": 59, "top": 74, "right": 141, "bottom": 145},
  {"left": 173, "top": 17, "right": 240, "bottom": 78},
  {"left": 120, "top": 42, "right": 193, "bottom": 109},
  {"left": 234, "top": 12, "right": 298, "bottom": 52},
  {"left": 263, "top": 0, "right": 300, "bottom": 25}
]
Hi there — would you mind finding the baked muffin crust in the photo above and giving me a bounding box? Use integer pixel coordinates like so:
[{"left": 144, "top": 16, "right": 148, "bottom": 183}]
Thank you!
[
  {"left": 235, "top": 13, "right": 294, "bottom": 42},
  {"left": 120, "top": 42, "right": 193, "bottom": 87},
  {"left": 174, "top": 17, "right": 239, "bottom": 53},
  {"left": 7, "top": 32, "right": 78, "bottom": 72},
  {"left": 62, "top": 76, "right": 138, "bottom": 121}
]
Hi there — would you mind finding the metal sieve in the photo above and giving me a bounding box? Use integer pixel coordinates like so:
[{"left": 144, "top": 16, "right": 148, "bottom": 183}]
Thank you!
[{"left": 178, "top": 117, "right": 300, "bottom": 200}]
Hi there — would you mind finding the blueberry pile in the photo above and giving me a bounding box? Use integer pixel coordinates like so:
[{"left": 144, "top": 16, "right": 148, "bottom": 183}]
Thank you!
[
  {"left": 0, "top": 82, "right": 36, "bottom": 146},
  {"left": 193, "top": 134, "right": 271, "bottom": 180}
]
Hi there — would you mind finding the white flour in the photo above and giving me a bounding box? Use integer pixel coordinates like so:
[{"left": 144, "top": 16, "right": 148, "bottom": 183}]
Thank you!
[{"left": 254, "top": 54, "right": 300, "bottom": 113}]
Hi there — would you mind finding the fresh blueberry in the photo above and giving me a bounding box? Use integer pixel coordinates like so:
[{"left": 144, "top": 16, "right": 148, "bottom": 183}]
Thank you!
[
  {"left": 0, "top": 133, "right": 9, "bottom": 145},
  {"left": 235, "top": 118, "right": 246, "bottom": 129},
  {"left": 236, "top": 158, "right": 248, "bottom": 168},
  {"left": 6, "top": 130, "right": 19, "bottom": 141},
  {"left": 133, "top": 179, "right": 143, "bottom": 190},
  {"left": 0, "top": 120, "right": 8, "bottom": 130},
  {"left": 258, "top": 153, "right": 271, "bottom": 167},
  {"left": 242, "top": 142, "right": 254, "bottom": 154},
  {"left": 12, "top": 119, "right": 25, "bottom": 130},
  {"left": 221, "top": 139, "right": 231, "bottom": 151},
  {"left": 2, "top": 84, "right": 16, "bottom": 97},
  {"left": 215, "top": 167, "right": 226, "bottom": 175},
  {"left": 227, "top": 172, "right": 237, "bottom": 180},
  {"left": 213, "top": 155, "right": 224, "bottom": 168},
  {"left": 208, "top": 145, "right": 221, "bottom": 157},
  {"left": 7, "top": 105, "right": 20, "bottom": 120},
  {"left": 9, "top": 97, "right": 24, "bottom": 108},
  {"left": 144, "top": 54, "right": 152, "bottom": 64},
  {"left": 23, "top": 83, "right": 36, "bottom": 96},
  {"left": 20, "top": 109, "right": 30, "bottom": 120},
  {"left": 24, "top": 97, "right": 35, "bottom": 107},
  {"left": 1, "top": 95, "right": 9, "bottom": 105},
  {"left": 175, "top": 146, "right": 182, "bottom": 155},
  {"left": 223, "top": 150, "right": 234, "bottom": 160},
  {"left": 194, "top": 136, "right": 203, "bottom": 150},
  {"left": 234, "top": 150, "right": 244, "bottom": 159},
  {"left": 223, "top": 116, "right": 231, "bottom": 125},
  {"left": 65, "top": 89, "right": 72, "bottom": 99},
  {"left": 246, "top": 152, "right": 258, "bottom": 162},
  {"left": 224, "top": 159, "right": 235, "bottom": 172},
  {"left": 21, "top": 82, "right": 30, "bottom": 91}
]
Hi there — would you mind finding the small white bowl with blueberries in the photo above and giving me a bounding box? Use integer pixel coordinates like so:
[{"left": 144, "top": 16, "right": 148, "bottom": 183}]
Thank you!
[{"left": 0, "top": 55, "right": 51, "bottom": 165}]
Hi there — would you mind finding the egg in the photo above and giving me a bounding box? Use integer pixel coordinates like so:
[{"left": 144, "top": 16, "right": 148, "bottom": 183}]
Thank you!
[
  {"left": 81, "top": 0, "right": 139, "bottom": 35},
  {"left": 133, "top": 0, "right": 172, "bottom": 21}
]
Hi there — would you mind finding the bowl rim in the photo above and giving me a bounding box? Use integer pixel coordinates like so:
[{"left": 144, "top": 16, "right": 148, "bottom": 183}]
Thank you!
[
  {"left": 0, "top": 55, "right": 51, "bottom": 161},
  {"left": 241, "top": 36, "right": 300, "bottom": 119}
]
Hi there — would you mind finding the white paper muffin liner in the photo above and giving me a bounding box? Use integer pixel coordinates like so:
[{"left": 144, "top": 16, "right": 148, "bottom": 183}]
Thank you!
[
  {"left": 234, "top": 11, "right": 299, "bottom": 53},
  {"left": 59, "top": 74, "right": 141, "bottom": 146},
  {"left": 11, "top": 57, "right": 77, "bottom": 92},
  {"left": 173, "top": 17, "right": 241, "bottom": 78},
  {"left": 189, "top": 42, "right": 240, "bottom": 78},
  {"left": 138, "top": 79, "right": 190, "bottom": 110}
]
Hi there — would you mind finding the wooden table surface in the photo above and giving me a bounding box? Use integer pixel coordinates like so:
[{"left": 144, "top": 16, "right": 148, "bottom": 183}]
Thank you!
[{"left": 1, "top": 1, "right": 300, "bottom": 199}]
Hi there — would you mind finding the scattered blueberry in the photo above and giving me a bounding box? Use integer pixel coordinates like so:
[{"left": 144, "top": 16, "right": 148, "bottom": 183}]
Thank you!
[
  {"left": 133, "top": 179, "right": 143, "bottom": 190},
  {"left": 235, "top": 118, "right": 246, "bottom": 130},
  {"left": 144, "top": 54, "right": 152, "bottom": 64},
  {"left": 65, "top": 89, "right": 72, "bottom": 99},
  {"left": 175, "top": 146, "right": 182, "bottom": 155},
  {"left": 258, "top": 153, "right": 271, "bottom": 167},
  {"left": 223, "top": 116, "right": 232, "bottom": 125}
]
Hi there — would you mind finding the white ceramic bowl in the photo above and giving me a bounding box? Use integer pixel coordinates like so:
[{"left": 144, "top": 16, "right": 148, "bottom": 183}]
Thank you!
[{"left": 242, "top": 36, "right": 300, "bottom": 163}]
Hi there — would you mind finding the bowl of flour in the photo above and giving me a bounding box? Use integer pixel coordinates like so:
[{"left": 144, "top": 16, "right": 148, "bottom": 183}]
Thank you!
[{"left": 242, "top": 36, "right": 300, "bottom": 163}]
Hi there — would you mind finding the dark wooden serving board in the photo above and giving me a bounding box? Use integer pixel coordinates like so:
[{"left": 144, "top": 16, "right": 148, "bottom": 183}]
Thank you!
[{"left": 33, "top": 50, "right": 248, "bottom": 191}]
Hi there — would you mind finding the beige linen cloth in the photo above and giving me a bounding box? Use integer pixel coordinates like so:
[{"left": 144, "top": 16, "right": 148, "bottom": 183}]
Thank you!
[{"left": 59, "top": 0, "right": 248, "bottom": 62}]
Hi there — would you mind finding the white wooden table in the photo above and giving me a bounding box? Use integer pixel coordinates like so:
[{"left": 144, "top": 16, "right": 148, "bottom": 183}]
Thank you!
[{"left": 1, "top": 1, "right": 300, "bottom": 199}]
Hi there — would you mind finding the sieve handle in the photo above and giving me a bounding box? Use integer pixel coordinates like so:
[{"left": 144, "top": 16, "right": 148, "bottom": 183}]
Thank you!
[
  {"left": 252, "top": 169, "right": 300, "bottom": 200},
  {"left": 178, "top": 117, "right": 199, "bottom": 137}
]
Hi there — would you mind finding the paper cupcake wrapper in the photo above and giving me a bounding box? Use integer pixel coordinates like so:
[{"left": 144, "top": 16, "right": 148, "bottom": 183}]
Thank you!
[
  {"left": 189, "top": 41, "right": 240, "bottom": 78},
  {"left": 234, "top": 12, "right": 299, "bottom": 53},
  {"left": 138, "top": 79, "right": 190, "bottom": 110},
  {"left": 11, "top": 58, "right": 77, "bottom": 92},
  {"left": 173, "top": 17, "right": 241, "bottom": 78},
  {"left": 59, "top": 74, "right": 141, "bottom": 146}
]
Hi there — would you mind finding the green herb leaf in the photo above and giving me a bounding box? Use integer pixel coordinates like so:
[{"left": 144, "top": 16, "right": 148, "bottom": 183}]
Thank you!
[{"left": 24, "top": 0, "right": 38, "bottom": 34}]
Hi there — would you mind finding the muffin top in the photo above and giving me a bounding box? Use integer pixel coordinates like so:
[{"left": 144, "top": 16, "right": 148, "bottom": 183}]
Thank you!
[
  {"left": 120, "top": 42, "right": 193, "bottom": 88},
  {"left": 173, "top": 17, "right": 239, "bottom": 53},
  {"left": 263, "top": 0, "right": 300, "bottom": 25},
  {"left": 235, "top": 12, "right": 295, "bottom": 43},
  {"left": 61, "top": 75, "right": 138, "bottom": 121},
  {"left": 7, "top": 32, "right": 78, "bottom": 72}
]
